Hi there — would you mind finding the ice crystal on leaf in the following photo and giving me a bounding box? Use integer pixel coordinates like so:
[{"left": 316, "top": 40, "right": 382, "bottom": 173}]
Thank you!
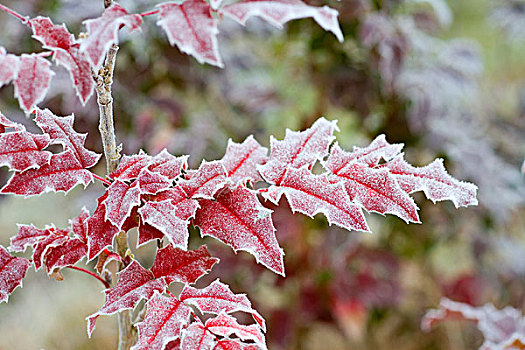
[{"left": 0, "top": 245, "right": 31, "bottom": 304}]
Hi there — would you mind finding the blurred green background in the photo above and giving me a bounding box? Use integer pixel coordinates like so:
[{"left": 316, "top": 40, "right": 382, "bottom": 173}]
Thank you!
[{"left": 0, "top": 0, "right": 524, "bottom": 349}]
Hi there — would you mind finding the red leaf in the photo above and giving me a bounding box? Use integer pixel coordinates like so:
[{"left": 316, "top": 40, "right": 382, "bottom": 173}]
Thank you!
[
  {"left": 87, "top": 260, "right": 167, "bottom": 336},
  {"left": 34, "top": 108, "right": 101, "bottom": 168},
  {"left": 138, "top": 169, "right": 172, "bottom": 195},
  {"left": 221, "top": 135, "right": 268, "bottom": 184},
  {"left": 31, "top": 229, "right": 68, "bottom": 270},
  {"left": 151, "top": 245, "right": 218, "bottom": 285},
  {"left": 42, "top": 236, "right": 87, "bottom": 274},
  {"left": 30, "top": 18, "right": 94, "bottom": 103},
  {"left": 69, "top": 206, "right": 90, "bottom": 242},
  {"left": 194, "top": 186, "right": 284, "bottom": 275},
  {"left": 328, "top": 135, "right": 403, "bottom": 169},
  {"left": 0, "top": 245, "right": 31, "bottom": 303},
  {"left": 181, "top": 320, "right": 216, "bottom": 350},
  {"left": 0, "top": 130, "right": 51, "bottom": 172},
  {"left": 422, "top": 298, "right": 525, "bottom": 349},
  {"left": 386, "top": 156, "right": 478, "bottom": 208},
  {"left": 81, "top": 3, "right": 143, "bottom": 68},
  {"left": 180, "top": 161, "right": 227, "bottom": 199},
  {"left": 86, "top": 193, "right": 120, "bottom": 260},
  {"left": 156, "top": 0, "right": 223, "bottom": 67},
  {"left": 263, "top": 167, "right": 369, "bottom": 232},
  {"left": 13, "top": 54, "right": 54, "bottom": 114},
  {"left": 0, "top": 46, "right": 19, "bottom": 87},
  {"left": 153, "top": 186, "right": 200, "bottom": 222},
  {"left": 110, "top": 152, "right": 152, "bottom": 180},
  {"left": 148, "top": 149, "right": 188, "bottom": 180},
  {"left": 137, "top": 222, "right": 164, "bottom": 247},
  {"left": 258, "top": 117, "right": 338, "bottom": 184},
  {"left": 9, "top": 224, "right": 52, "bottom": 253},
  {"left": 0, "top": 111, "right": 23, "bottom": 131},
  {"left": 221, "top": 0, "right": 343, "bottom": 42},
  {"left": 325, "top": 144, "right": 419, "bottom": 223},
  {"left": 205, "top": 312, "right": 265, "bottom": 346},
  {"left": 180, "top": 279, "right": 266, "bottom": 330},
  {"left": 133, "top": 292, "right": 192, "bottom": 350},
  {"left": 1, "top": 150, "right": 94, "bottom": 197},
  {"left": 102, "top": 180, "right": 141, "bottom": 229},
  {"left": 139, "top": 200, "right": 190, "bottom": 250}
]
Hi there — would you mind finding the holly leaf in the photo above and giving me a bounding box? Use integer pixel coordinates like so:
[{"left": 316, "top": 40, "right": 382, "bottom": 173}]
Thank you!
[
  {"left": 0, "top": 130, "right": 52, "bottom": 172},
  {"left": 137, "top": 222, "right": 164, "bottom": 247},
  {"left": 1, "top": 150, "right": 94, "bottom": 197},
  {"left": 330, "top": 135, "right": 403, "bottom": 169},
  {"left": 221, "top": 136, "right": 268, "bottom": 184},
  {"left": 110, "top": 152, "right": 152, "bottom": 180},
  {"left": 148, "top": 149, "right": 188, "bottom": 181},
  {"left": 138, "top": 169, "right": 172, "bottom": 195},
  {"left": 324, "top": 144, "right": 420, "bottom": 223},
  {"left": 422, "top": 298, "right": 525, "bottom": 350},
  {"left": 132, "top": 292, "right": 192, "bottom": 350},
  {"left": 258, "top": 117, "right": 338, "bottom": 184},
  {"left": 194, "top": 186, "right": 284, "bottom": 275},
  {"left": 386, "top": 156, "right": 478, "bottom": 208},
  {"left": 81, "top": 3, "right": 143, "bottom": 68},
  {"left": 102, "top": 180, "right": 141, "bottom": 229},
  {"left": 262, "top": 167, "right": 370, "bottom": 233},
  {"left": 9, "top": 224, "right": 52, "bottom": 253},
  {"left": 150, "top": 245, "right": 218, "bottom": 285},
  {"left": 42, "top": 236, "right": 87, "bottom": 274},
  {"left": 180, "top": 279, "right": 266, "bottom": 330},
  {"left": 86, "top": 192, "right": 120, "bottom": 260},
  {"left": 138, "top": 200, "right": 190, "bottom": 250},
  {"left": 179, "top": 160, "right": 227, "bottom": 199},
  {"left": 205, "top": 312, "right": 266, "bottom": 346},
  {"left": 0, "top": 46, "right": 19, "bottom": 88},
  {"left": 181, "top": 320, "right": 216, "bottom": 350},
  {"left": 34, "top": 108, "right": 101, "bottom": 168},
  {"left": 156, "top": 0, "right": 223, "bottom": 67},
  {"left": 29, "top": 17, "right": 95, "bottom": 104},
  {"left": 87, "top": 260, "right": 167, "bottom": 336},
  {"left": 0, "top": 245, "right": 31, "bottom": 303},
  {"left": 221, "top": 0, "right": 343, "bottom": 42},
  {"left": 13, "top": 54, "right": 54, "bottom": 114}
]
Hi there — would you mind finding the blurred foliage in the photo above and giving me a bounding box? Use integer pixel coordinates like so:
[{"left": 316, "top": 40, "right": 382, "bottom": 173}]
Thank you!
[{"left": 0, "top": 0, "right": 524, "bottom": 349}]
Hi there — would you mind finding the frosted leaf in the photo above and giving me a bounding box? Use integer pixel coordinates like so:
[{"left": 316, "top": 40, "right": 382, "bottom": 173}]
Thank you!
[
  {"left": 29, "top": 16, "right": 95, "bottom": 104},
  {"left": 328, "top": 135, "right": 403, "bottom": 169},
  {"left": 69, "top": 207, "right": 90, "bottom": 241},
  {"left": 31, "top": 231, "right": 68, "bottom": 270},
  {"left": 150, "top": 245, "right": 218, "bottom": 285},
  {"left": 86, "top": 193, "right": 120, "bottom": 260},
  {"left": 263, "top": 167, "right": 369, "bottom": 233},
  {"left": 325, "top": 144, "right": 419, "bottom": 223},
  {"left": 87, "top": 260, "right": 167, "bottom": 336},
  {"left": 1, "top": 150, "right": 94, "bottom": 197},
  {"left": 34, "top": 108, "right": 101, "bottom": 168},
  {"left": 0, "top": 245, "right": 31, "bottom": 304},
  {"left": 205, "top": 312, "right": 266, "bottom": 346},
  {"left": 194, "top": 186, "right": 284, "bottom": 275},
  {"left": 102, "top": 180, "right": 141, "bottom": 229},
  {"left": 180, "top": 320, "right": 216, "bottom": 350},
  {"left": 138, "top": 200, "right": 190, "bottom": 250},
  {"left": 221, "top": 135, "right": 268, "bottom": 184},
  {"left": 137, "top": 169, "right": 172, "bottom": 195},
  {"left": 258, "top": 117, "right": 338, "bottom": 184},
  {"left": 179, "top": 160, "right": 227, "bottom": 199},
  {"left": 42, "top": 236, "right": 87, "bottom": 274},
  {"left": 0, "top": 46, "right": 19, "bottom": 88},
  {"left": 386, "top": 156, "right": 478, "bottom": 208},
  {"left": 422, "top": 298, "right": 525, "bottom": 349},
  {"left": 109, "top": 152, "right": 152, "bottom": 180},
  {"left": 137, "top": 222, "right": 164, "bottom": 247},
  {"left": 9, "top": 224, "right": 52, "bottom": 253},
  {"left": 0, "top": 111, "right": 23, "bottom": 131},
  {"left": 132, "top": 292, "right": 192, "bottom": 350},
  {"left": 221, "top": 0, "right": 343, "bottom": 42},
  {"left": 152, "top": 185, "right": 200, "bottom": 222},
  {"left": 180, "top": 279, "right": 266, "bottom": 330},
  {"left": 81, "top": 3, "right": 143, "bottom": 68},
  {"left": 0, "top": 130, "right": 52, "bottom": 172},
  {"left": 156, "top": 0, "right": 223, "bottom": 67},
  {"left": 13, "top": 54, "right": 54, "bottom": 114},
  {"left": 148, "top": 149, "right": 188, "bottom": 180}
]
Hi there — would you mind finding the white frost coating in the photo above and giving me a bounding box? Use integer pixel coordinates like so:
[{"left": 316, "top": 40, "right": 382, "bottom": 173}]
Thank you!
[
  {"left": 156, "top": 0, "right": 223, "bottom": 67},
  {"left": 221, "top": 0, "right": 344, "bottom": 42},
  {"left": 102, "top": 179, "right": 141, "bottom": 229}
]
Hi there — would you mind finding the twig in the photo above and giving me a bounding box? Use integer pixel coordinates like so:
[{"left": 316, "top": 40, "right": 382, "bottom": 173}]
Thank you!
[
  {"left": 0, "top": 3, "right": 29, "bottom": 23},
  {"left": 92, "top": 173, "right": 112, "bottom": 186},
  {"left": 67, "top": 266, "right": 110, "bottom": 289}
]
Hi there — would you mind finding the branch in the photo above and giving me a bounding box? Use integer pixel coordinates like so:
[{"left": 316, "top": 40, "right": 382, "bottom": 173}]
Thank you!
[{"left": 0, "top": 3, "right": 29, "bottom": 23}]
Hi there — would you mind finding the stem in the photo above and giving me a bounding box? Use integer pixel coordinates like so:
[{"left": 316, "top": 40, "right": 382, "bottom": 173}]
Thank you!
[
  {"left": 140, "top": 9, "right": 160, "bottom": 17},
  {"left": 0, "top": 3, "right": 29, "bottom": 23},
  {"left": 92, "top": 173, "right": 112, "bottom": 186},
  {"left": 67, "top": 266, "right": 110, "bottom": 289}
]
